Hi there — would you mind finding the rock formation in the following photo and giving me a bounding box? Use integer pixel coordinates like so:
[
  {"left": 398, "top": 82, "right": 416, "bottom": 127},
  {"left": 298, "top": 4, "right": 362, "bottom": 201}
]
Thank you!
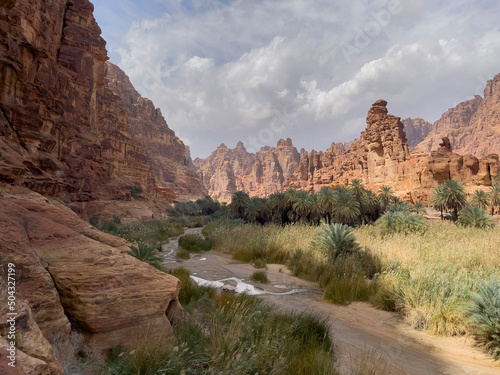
[
  {"left": 105, "top": 62, "right": 206, "bottom": 201},
  {"left": 286, "top": 100, "right": 411, "bottom": 190},
  {"left": 198, "top": 100, "right": 498, "bottom": 202},
  {"left": 0, "top": 185, "right": 181, "bottom": 370},
  {"left": 402, "top": 118, "right": 432, "bottom": 148},
  {"left": 416, "top": 73, "right": 500, "bottom": 157},
  {"left": 0, "top": 0, "right": 205, "bottom": 204},
  {"left": 193, "top": 139, "right": 300, "bottom": 201},
  {"left": 0, "top": 0, "right": 194, "bottom": 372}
]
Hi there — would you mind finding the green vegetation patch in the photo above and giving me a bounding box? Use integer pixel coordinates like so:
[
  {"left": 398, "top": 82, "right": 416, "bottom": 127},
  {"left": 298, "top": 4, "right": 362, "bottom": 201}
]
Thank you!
[{"left": 178, "top": 233, "right": 213, "bottom": 252}]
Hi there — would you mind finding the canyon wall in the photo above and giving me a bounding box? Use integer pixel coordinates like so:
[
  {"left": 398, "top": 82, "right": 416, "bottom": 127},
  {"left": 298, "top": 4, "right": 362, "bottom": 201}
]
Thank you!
[
  {"left": 193, "top": 138, "right": 300, "bottom": 201},
  {"left": 197, "top": 99, "right": 499, "bottom": 203},
  {"left": 416, "top": 73, "right": 500, "bottom": 157},
  {"left": 0, "top": 0, "right": 192, "bottom": 372},
  {"left": 0, "top": 0, "right": 205, "bottom": 203}
]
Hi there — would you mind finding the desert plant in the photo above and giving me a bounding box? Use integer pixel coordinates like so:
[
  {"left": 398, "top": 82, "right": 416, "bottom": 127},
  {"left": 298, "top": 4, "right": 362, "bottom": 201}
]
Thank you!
[
  {"left": 465, "top": 279, "right": 500, "bottom": 360},
  {"left": 250, "top": 270, "right": 269, "bottom": 283},
  {"left": 378, "top": 186, "right": 396, "bottom": 212},
  {"left": 314, "top": 223, "right": 362, "bottom": 261},
  {"left": 410, "top": 201, "right": 427, "bottom": 215},
  {"left": 375, "top": 210, "right": 429, "bottom": 235},
  {"left": 176, "top": 248, "right": 190, "bottom": 259},
  {"left": 489, "top": 185, "right": 500, "bottom": 215},
  {"left": 457, "top": 206, "right": 495, "bottom": 229},
  {"left": 127, "top": 242, "right": 164, "bottom": 270},
  {"left": 439, "top": 179, "right": 467, "bottom": 220},
  {"left": 178, "top": 233, "right": 213, "bottom": 252},
  {"left": 470, "top": 190, "right": 489, "bottom": 209},
  {"left": 332, "top": 187, "right": 360, "bottom": 225},
  {"left": 127, "top": 185, "right": 143, "bottom": 199}
]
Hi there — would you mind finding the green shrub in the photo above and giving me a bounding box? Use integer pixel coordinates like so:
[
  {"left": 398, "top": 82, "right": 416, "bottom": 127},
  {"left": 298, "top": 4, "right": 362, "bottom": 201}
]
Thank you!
[
  {"left": 250, "top": 270, "right": 269, "bottom": 283},
  {"left": 314, "top": 223, "right": 362, "bottom": 261},
  {"left": 127, "top": 185, "right": 143, "bottom": 199},
  {"left": 176, "top": 248, "right": 190, "bottom": 259},
  {"left": 167, "top": 267, "right": 215, "bottom": 308},
  {"left": 253, "top": 258, "right": 267, "bottom": 269},
  {"left": 466, "top": 279, "right": 500, "bottom": 359},
  {"left": 127, "top": 242, "right": 164, "bottom": 271},
  {"left": 375, "top": 210, "right": 429, "bottom": 235},
  {"left": 178, "top": 234, "right": 213, "bottom": 252},
  {"left": 457, "top": 206, "right": 495, "bottom": 229}
]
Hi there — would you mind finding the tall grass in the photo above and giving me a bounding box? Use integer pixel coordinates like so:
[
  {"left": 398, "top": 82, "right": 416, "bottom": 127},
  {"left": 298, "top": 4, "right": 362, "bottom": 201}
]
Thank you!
[
  {"left": 104, "top": 268, "right": 338, "bottom": 375},
  {"left": 355, "top": 222, "right": 500, "bottom": 335},
  {"left": 100, "top": 219, "right": 184, "bottom": 245},
  {"left": 205, "top": 218, "right": 500, "bottom": 340}
]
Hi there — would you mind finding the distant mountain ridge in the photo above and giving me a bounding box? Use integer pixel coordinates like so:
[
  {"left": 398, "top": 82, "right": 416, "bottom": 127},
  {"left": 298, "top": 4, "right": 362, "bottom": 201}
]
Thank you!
[{"left": 196, "top": 73, "right": 500, "bottom": 201}]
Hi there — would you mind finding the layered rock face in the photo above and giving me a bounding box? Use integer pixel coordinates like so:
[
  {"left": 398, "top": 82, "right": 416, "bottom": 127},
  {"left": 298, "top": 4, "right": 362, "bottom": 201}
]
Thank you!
[
  {"left": 286, "top": 100, "right": 411, "bottom": 190},
  {"left": 0, "top": 0, "right": 189, "bottom": 372},
  {"left": 193, "top": 139, "right": 300, "bottom": 201},
  {"left": 416, "top": 73, "right": 500, "bottom": 157},
  {"left": 0, "top": 185, "right": 181, "bottom": 371},
  {"left": 105, "top": 63, "right": 206, "bottom": 200},
  {"left": 0, "top": 0, "right": 121, "bottom": 201},
  {"left": 0, "top": 0, "right": 205, "bottom": 203},
  {"left": 402, "top": 117, "right": 432, "bottom": 148}
]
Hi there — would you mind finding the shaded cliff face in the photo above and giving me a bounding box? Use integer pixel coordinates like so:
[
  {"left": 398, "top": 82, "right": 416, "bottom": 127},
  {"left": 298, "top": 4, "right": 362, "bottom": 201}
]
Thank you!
[
  {"left": 416, "top": 73, "right": 500, "bottom": 157},
  {"left": 193, "top": 139, "right": 300, "bottom": 201},
  {"left": 0, "top": 0, "right": 205, "bottom": 203},
  {"left": 0, "top": 0, "right": 119, "bottom": 201},
  {"left": 105, "top": 62, "right": 207, "bottom": 200},
  {"left": 402, "top": 118, "right": 432, "bottom": 148}
]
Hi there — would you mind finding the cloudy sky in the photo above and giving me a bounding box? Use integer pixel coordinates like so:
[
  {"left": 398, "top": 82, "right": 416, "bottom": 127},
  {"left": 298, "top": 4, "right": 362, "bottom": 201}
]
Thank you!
[{"left": 92, "top": 0, "right": 500, "bottom": 158}]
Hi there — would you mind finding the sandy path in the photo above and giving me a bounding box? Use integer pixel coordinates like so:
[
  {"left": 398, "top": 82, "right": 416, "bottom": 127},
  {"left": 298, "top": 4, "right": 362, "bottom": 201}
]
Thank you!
[{"left": 163, "top": 228, "right": 499, "bottom": 375}]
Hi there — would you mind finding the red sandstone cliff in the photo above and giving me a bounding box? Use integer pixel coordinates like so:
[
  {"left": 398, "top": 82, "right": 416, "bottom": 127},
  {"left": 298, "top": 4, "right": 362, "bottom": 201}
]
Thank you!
[
  {"left": 0, "top": 0, "right": 205, "bottom": 203},
  {"left": 0, "top": 0, "right": 191, "bottom": 372},
  {"left": 193, "top": 138, "right": 300, "bottom": 201},
  {"left": 416, "top": 73, "right": 500, "bottom": 157},
  {"left": 105, "top": 62, "right": 207, "bottom": 201},
  {"left": 402, "top": 117, "right": 432, "bottom": 149}
]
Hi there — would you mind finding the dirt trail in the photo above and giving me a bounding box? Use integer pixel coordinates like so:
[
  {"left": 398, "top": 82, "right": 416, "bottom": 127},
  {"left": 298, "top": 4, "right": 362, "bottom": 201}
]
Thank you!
[{"left": 163, "top": 228, "right": 499, "bottom": 375}]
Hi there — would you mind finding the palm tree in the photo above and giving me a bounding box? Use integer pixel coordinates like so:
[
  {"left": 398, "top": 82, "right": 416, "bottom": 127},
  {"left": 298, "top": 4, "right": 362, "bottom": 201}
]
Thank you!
[
  {"left": 268, "top": 192, "right": 290, "bottom": 226},
  {"left": 430, "top": 185, "right": 446, "bottom": 220},
  {"left": 314, "top": 223, "right": 362, "bottom": 261},
  {"left": 350, "top": 179, "right": 367, "bottom": 224},
  {"left": 362, "top": 189, "right": 380, "bottom": 223},
  {"left": 285, "top": 188, "right": 299, "bottom": 223},
  {"left": 440, "top": 179, "right": 467, "bottom": 220},
  {"left": 309, "top": 193, "right": 322, "bottom": 226},
  {"left": 488, "top": 185, "right": 500, "bottom": 215},
  {"left": 128, "top": 242, "right": 164, "bottom": 270},
  {"left": 470, "top": 190, "right": 489, "bottom": 210},
  {"left": 457, "top": 206, "right": 494, "bottom": 229},
  {"left": 230, "top": 191, "right": 250, "bottom": 220},
  {"left": 410, "top": 201, "right": 427, "bottom": 215},
  {"left": 378, "top": 186, "right": 396, "bottom": 212},
  {"left": 317, "top": 186, "right": 336, "bottom": 224},
  {"left": 332, "top": 187, "right": 360, "bottom": 226},
  {"left": 244, "top": 197, "right": 260, "bottom": 223},
  {"left": 292, "top": 190, "right": 314, "bottom": 224}
]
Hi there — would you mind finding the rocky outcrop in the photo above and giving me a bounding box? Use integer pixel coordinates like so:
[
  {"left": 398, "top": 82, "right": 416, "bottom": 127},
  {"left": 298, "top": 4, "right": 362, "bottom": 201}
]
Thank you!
[
  {"left": 0, "top": 184, "right": 181, "bottom": 371},
  {"left": 194, "top": 139, "right": 300, "bottom": 201},
  {"left": 416, "top": 73, "right": 500, "bottom": 157},
  {"left": 286, "top": 100, "right": 411, "bottom": 190},
  {"left": 284, "top": 100, "right": 498, "bottom": 201},
  {"left": 402, "top": 118, "right": 432, "bottom": 148},
  {"left": 105, "top": 63, "right": 206, "bottom": 201},
  {"left": 0, "top": 0, "right": 205, "bottom": 203},
  {"left": 0, "top": 0, "right": 120, "bottom": 201}
]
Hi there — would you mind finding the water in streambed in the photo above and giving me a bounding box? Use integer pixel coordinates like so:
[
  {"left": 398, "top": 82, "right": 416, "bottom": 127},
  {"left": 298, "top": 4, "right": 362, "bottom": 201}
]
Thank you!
[{"left": 190, "top": 275, "right": 308, "bottom": 296}]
